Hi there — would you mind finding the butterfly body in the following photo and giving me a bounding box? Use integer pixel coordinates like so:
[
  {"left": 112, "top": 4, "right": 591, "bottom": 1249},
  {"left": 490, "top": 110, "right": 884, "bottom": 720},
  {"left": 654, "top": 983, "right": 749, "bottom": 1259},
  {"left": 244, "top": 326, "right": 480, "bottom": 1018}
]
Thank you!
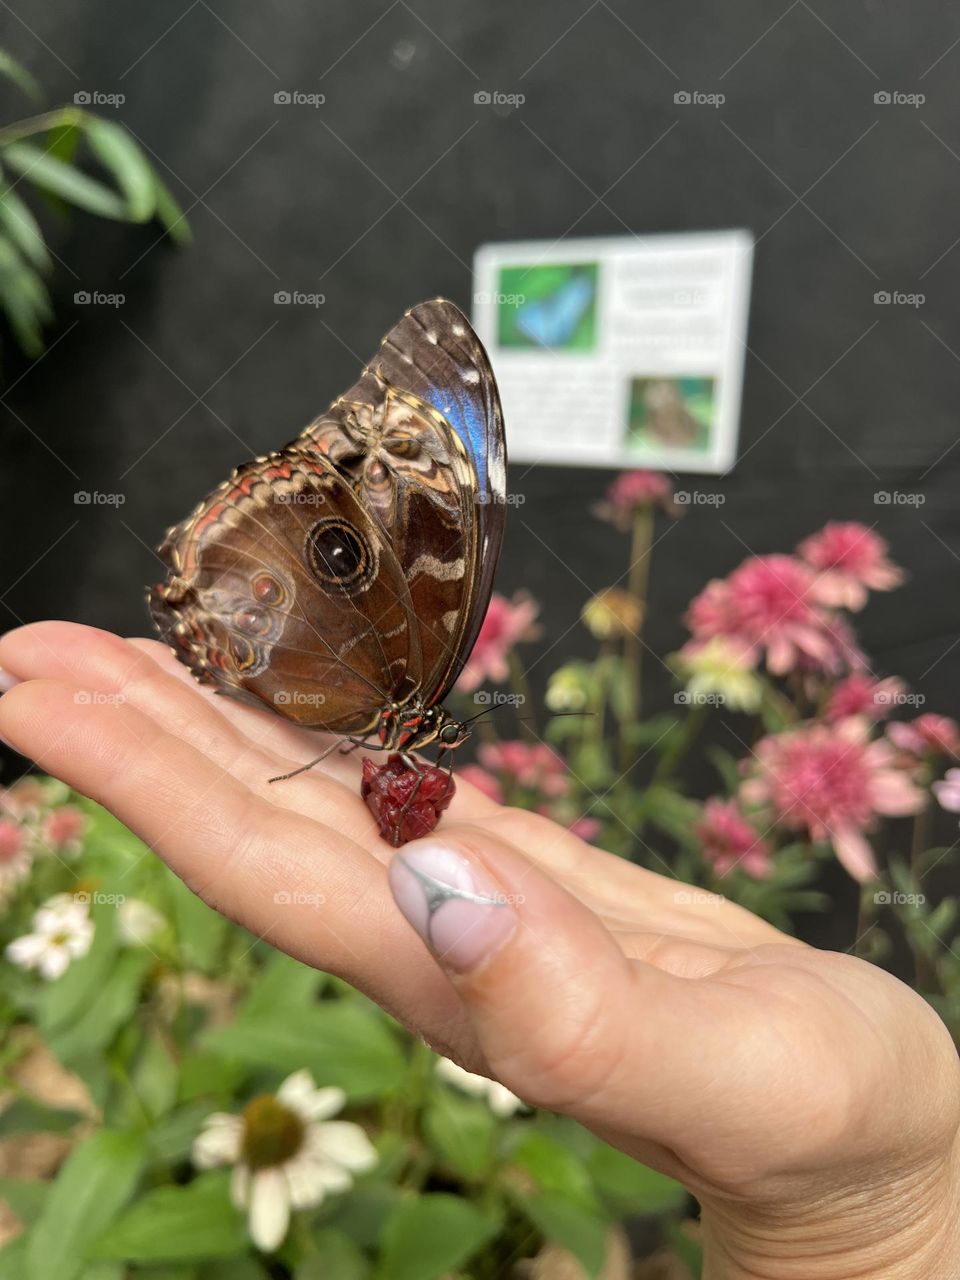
[{"left": 149, "top": 299, "right": 506, "bottom": 766}]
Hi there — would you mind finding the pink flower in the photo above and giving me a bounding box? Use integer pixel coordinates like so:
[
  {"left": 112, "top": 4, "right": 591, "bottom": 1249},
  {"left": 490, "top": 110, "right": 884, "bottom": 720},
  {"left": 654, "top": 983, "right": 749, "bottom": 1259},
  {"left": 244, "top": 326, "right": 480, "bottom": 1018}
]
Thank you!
[
  {"left": 477, "top": 741, "right": 570, "bottom": 798},
  {"left": 696, "top": 799, "right": 771, "bottom": 878},
  {"left": 455, "top": 593, "right": 540, "bottom": 693},
  {"left": 595, "top": 469, "right": 677, "bottom": 529},
  {"left": 686, "top": 555, "right": 841, "bottom": 676},
  {"left": 40, "top": 806, "right": 87, "bottom": 852},
  {"left": 887, "top": 714, "right": 960, "bottom": 760},
  {"left": 933, "top": 768, "right": 960, "bottom": 813},
  {"left": 0, "top": 819, "right": 25, "bottom": 863},
  {"left": 741, "top": 718, "right": 925, "bottom": 881},
  {"left": 825, "top": 674, "right": 906, "bottom": 722},
  {"left": 568, "top": 816, "right": 602, "bottom": 842},
  {"left": 798, "top": 522, "right": 903, "bottom": 611},
  {"left": 458, "top": 764, "right": 504, "bottom": 804}
]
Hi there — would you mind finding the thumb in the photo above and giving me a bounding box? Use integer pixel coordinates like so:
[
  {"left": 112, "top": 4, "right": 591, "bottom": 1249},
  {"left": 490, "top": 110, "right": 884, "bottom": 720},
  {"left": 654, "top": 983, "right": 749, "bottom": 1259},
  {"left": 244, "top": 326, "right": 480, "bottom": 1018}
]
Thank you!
[{"left": 387, "top": 826, "right": 701, "bottom": 1133}]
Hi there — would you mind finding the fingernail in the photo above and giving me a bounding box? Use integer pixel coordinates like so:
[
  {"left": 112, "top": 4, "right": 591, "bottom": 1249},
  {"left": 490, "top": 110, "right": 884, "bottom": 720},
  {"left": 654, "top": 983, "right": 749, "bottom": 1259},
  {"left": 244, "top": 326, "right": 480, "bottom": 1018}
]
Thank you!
[
  {"left": 0, "top": 670, "right": 21, "bottom": 695},
  {"left": 388, "top": 843, "right": 517, "bottom": 973}
]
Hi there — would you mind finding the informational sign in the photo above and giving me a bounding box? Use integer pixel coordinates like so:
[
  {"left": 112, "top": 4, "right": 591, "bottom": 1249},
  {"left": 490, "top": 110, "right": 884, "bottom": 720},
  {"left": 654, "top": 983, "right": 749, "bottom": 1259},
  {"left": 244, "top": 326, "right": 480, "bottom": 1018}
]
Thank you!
[{"left": 472, "top": 230, "right": 753, "bottom": 474}]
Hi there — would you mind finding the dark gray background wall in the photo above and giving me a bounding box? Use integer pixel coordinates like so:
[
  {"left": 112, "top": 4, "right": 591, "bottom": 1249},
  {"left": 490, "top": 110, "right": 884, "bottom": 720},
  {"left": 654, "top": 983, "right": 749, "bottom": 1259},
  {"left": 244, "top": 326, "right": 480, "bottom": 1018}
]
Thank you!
[{"left": 1, "top": 1, "right": 958, "bottom": 798}]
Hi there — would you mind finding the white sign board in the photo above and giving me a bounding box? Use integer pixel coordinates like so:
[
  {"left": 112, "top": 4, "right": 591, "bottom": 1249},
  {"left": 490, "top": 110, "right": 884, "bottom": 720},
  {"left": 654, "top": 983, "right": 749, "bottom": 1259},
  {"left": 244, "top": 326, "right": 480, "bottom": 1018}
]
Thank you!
[{"left": 472, "top": 230, "right": 753, "bottom": 473}]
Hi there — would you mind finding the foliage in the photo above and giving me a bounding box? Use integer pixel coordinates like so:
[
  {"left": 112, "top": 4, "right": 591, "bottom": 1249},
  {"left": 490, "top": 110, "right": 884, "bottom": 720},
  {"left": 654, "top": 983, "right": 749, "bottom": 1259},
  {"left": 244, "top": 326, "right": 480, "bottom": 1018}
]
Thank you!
[{"left": 0, "top": 48, "right": 189, "bottom": 357}]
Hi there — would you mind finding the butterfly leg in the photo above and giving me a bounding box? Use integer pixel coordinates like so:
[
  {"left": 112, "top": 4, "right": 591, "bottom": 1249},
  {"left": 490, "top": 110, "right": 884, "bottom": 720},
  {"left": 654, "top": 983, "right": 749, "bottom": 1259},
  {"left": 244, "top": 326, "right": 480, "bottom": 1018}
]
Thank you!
[{"left": 268, "top": 736, "right": 365, "bottom": 784}]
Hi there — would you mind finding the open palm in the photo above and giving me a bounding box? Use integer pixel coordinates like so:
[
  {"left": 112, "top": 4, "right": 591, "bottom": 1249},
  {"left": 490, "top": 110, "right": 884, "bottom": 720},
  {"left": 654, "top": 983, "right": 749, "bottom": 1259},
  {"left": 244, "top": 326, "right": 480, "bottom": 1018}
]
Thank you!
[{"left": 1, "top": 620, "right": 958, "bottom": 1278}]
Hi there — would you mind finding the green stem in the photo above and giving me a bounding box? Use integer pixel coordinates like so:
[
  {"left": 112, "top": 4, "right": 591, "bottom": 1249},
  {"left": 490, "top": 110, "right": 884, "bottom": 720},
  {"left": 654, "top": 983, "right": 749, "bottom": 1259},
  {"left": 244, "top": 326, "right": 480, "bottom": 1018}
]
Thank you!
[
  {"left": 619, "top": 505, "right": 654, "bottom": 771},
  {"left": 507, "top": 650, "right": 537, "bottom": 741},
  {"left": 910, "top": 798, "right": 936, "bottom": 990}
]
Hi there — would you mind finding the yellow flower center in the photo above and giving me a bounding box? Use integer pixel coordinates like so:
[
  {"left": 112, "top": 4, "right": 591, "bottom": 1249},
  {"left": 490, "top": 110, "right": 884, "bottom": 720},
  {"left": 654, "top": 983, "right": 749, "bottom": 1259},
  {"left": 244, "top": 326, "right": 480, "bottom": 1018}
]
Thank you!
[{"left": 241, "top": 1094, "right": 305, "bottom": 1170}]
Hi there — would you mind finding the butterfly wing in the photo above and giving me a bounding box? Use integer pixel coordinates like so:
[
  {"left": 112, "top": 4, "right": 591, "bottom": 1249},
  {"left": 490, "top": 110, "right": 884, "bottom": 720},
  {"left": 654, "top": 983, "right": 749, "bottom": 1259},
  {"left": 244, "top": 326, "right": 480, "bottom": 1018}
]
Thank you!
[
  {"left": 149, "top": 449, "right": 420, "bottom": 731},
  {"left": 297, "top": 299, "right": 506, "bottom": 702}
]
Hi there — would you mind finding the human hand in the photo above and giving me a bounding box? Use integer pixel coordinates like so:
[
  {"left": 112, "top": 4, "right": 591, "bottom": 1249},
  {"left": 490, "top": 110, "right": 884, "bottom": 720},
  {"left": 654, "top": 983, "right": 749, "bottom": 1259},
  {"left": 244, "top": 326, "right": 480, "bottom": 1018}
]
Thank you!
[{"left": 1, "top": 621, "right": 957, "bottom": 1279}]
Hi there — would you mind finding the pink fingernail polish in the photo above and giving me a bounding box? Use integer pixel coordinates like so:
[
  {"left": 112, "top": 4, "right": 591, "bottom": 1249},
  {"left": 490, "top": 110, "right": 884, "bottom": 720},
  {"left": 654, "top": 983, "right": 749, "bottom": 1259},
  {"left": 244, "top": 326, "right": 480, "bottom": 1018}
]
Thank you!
[{"left": 388, "top": 843, "right": 517, "bottom": 973}]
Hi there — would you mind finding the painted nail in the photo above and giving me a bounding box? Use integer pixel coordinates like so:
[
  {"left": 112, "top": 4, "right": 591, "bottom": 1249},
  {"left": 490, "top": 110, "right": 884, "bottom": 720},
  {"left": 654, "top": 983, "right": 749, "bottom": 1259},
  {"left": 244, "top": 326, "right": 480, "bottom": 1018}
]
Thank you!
[
  {"left": 0, "top": 670, "right": 21, "bottom": 695},
  {"left": 388, "top": 843, "right": 517, "bottom": 973}
]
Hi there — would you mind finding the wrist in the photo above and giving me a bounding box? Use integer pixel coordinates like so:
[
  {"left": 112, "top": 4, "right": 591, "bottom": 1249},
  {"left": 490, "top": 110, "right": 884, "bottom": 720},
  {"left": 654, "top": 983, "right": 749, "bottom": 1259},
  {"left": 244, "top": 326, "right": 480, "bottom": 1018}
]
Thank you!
[{"left": 699, "top": 1132, "right": 960, "bottom": 1280}]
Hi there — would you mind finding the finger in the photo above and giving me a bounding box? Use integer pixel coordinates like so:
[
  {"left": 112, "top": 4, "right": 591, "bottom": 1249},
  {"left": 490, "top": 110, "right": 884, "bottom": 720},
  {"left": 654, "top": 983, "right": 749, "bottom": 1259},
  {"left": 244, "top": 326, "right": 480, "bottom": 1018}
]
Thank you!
[
  {"left": 0, "top": 675, "right": 473, "bottom": 1048},
  {"left": 386, "top": 824, "right": 726, "bottom": 1143}
]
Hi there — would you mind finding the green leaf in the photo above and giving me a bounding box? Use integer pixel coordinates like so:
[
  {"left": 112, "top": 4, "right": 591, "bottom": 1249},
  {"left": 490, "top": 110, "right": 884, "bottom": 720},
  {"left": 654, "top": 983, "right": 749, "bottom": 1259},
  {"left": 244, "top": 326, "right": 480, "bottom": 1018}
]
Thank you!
[
  {"left": 0, "top": 50, "right": 41, "bottom": 100},
  {"left": 664, "top": 1220, "right": 703, "bottom": 1278},
  {"left": 0, "top": 1175, "right": 49, "bottom": 1226},
  {"left": 178, "top": 1052, "right": 251, "bottom": 1104},
  {"left": 132, "top": 1031, "right": 180, "bottom": 1120},
  {"left": 326, "top": 1184, "right": 403, "bottom": 1249},
  {"left": 514, "top": 1189, "right": 609, "bottom": 1278},
  {"left": 82, "top": 119, "right": 155, "bottom": 222},
  {"left": 298, "top": 1229, "right": 370, "bottom": 1280},
  {"left": 26, "top": 1129, "right": 146, "bottom": 1280},
  {"left": 48, "top": 949, "right": 153, "bottom": 1063},
  {"left": 238, "top": 950, "right": 324, "bottom": 1022},
  {"left": 511, "top": 1132, "right": 596, "bottom": 1209},
  {"left": 151, "top": 173, "right": 192, "bottom": 246},
  {"left": 375, "top": 1194, "right": 498, "bottom": 1280},
  {"left": 145, "top": 1100, "right": 217, "bottom": 1164},
  {"left": 0, "top": 1236, "right": 29, "bottom": 1280},
  {"left": 205, "top": 1001, "right": 405, "bottom": 1101},
  {"left": 0, "top": 1095, "right": 84, "bottom": 1137},
  {"left": 422, "top": 1087, "right": 497, "bottom": 1181},
  {"left": 3, "top": 144, "right": 129, "bottom": 220},
  {"left": 0, "top": 233, "right": 48, "bottom": 355},
  {"left": 164, "top": 872, "right": 229, "bottom": 974},
  {"left": 0, "top": 185, "right": 51, "bottom": 272},
  {"left": 90, "top": 1172, "right": 247, "bottom": 1263},
  {"left": 587, "top": 1146, "right": 687, "bottom": 1214}
]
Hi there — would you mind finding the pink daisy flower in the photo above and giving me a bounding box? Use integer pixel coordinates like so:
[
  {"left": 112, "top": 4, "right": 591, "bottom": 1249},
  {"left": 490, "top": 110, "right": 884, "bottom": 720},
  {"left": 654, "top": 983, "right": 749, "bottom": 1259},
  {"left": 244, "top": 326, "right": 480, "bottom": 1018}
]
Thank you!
[
  {"left": 477, "top": 741, "right": 570, "bottom": 798},
  {"left": 741, "top": 718, "right": 924, "bottom": 881},
  {"left": 455, "top": 593, "right": 539, "bottom": 693},
  {"left": 825, "top": 674, "right": 906, "bottom": 722},
  {"left": 887, "top": 714, "right": 960, "bottom": 760},
  {"left": 933, "top": 768, "right": 960, "bottom": 813},
  {"left": 40, "top": 805, "right": 87, "bottom": 853},
  {"left": 696, "top": 799, "right": 771, "bottom": 878},
  {"left": 686, "top": 554, "right": 840, "bottom": 677},
  {"left": 595, "top": 469, "right": 677, "bottom": 529},
  {"left": 797, "top": 522, "right": 903, "bottom": 611}
]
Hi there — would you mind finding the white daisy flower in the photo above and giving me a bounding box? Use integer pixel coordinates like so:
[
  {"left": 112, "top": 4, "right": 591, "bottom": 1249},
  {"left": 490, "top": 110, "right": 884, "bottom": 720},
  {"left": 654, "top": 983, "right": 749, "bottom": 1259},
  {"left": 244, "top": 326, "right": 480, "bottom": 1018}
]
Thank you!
[
  {"left": 435, "top": 1057, "right": 525, "bottom": 1117},
  {"left": 118, "top": 898, "right": 165, "bottom": 946},
  {"left": 192, "top": 1068, "right": 377, "bottom": 1252},
  {"left": 6, "top": 893, "right": 94, "bottom": 981}
]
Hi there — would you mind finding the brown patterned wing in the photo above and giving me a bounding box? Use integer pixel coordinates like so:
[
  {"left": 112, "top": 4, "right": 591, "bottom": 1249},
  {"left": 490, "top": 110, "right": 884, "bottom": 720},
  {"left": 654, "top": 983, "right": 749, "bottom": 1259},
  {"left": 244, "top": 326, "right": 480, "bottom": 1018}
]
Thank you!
[
  {"left": 295, "top": 299, "right": 506, "bottom": 704},
  {"left": 148, "top": 450, "right": 420, "bottom": 731}
]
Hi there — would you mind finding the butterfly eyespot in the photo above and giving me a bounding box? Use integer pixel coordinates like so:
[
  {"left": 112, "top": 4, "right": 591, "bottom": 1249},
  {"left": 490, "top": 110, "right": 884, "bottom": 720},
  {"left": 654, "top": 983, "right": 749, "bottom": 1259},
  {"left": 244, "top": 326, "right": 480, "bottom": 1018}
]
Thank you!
[
  {"left": 235, "top": 606, "right": 270, "bottom": 635},
  {"left": 252, "top": 573, "right": 284, "bottom": 605},
  {"left": 307, "top": 517, "right": 373, "bottom": 591},
  {"left": 439, "top": 722, "right": 464, "bottom": 745},
  {"left": 231, "top": 636, "right": 257, "bottom": 670}
]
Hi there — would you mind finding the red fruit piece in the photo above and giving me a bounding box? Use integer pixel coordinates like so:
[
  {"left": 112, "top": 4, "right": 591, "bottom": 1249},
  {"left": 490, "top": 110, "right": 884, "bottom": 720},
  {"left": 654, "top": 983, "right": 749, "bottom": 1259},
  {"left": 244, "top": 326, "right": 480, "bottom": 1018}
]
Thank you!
[{"left": 361, "top": 753, "right": 456, "bottom": 848}]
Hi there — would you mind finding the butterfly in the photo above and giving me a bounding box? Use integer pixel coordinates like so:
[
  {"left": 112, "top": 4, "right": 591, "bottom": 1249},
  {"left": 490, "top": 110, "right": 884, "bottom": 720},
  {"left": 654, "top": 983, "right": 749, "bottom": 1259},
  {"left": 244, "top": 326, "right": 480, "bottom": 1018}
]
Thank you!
[{"left": 148, "top": 298, "right": 507, "bottom": 778}]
